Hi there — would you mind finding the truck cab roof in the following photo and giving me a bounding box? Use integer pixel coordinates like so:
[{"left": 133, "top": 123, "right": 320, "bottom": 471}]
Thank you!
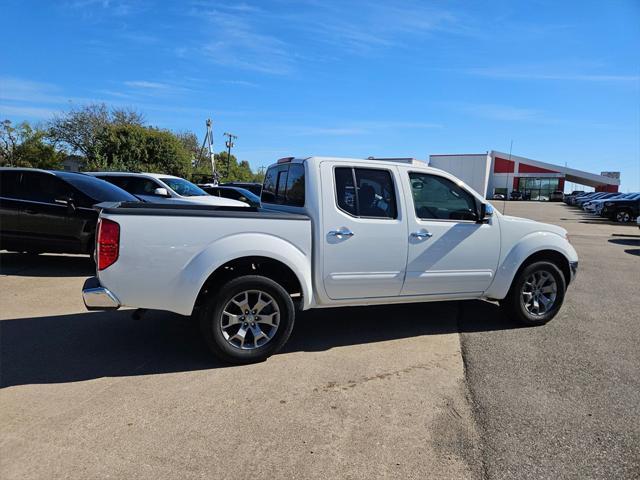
[{"left": 270, "top": 156, "right": 429, "bottom": 170}]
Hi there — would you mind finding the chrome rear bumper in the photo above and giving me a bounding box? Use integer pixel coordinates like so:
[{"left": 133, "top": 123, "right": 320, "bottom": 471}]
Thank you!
[{"left": 82, "top": 277, "right": 120, "bottom": 310}]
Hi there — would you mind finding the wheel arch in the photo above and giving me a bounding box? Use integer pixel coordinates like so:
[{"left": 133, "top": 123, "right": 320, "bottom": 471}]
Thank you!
[
  {"left": 173, "top": 233, "right": 313, "bottom": 316},
  {"left": 194, "top": 255, "right": 305, "bottom": 311},
  {"left": 509, "top": 249, "right": 571, "bottom": 292},
  {"left": 485, "top": 232, "right": 576, "bottom": 300}
]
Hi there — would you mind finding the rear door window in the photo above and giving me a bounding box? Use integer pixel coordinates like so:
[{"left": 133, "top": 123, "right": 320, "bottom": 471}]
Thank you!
[
  {"left": 21, "top": 172, "right": 71, "bottom": 203},
  {"left": 334, "top": 167, "right": 397, "bottom": 219}
]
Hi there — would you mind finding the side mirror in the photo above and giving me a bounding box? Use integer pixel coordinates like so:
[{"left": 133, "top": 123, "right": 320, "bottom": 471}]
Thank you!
[
  {"left": 153, "top": 187, "right": 170, "bottom": 197},
  {"left": 478, "top": 202, "right": 494, "bottom": 223}
]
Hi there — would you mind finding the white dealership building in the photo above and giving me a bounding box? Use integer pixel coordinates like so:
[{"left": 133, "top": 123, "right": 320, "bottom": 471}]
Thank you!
[{"left": 429, "top": 151, "right": 620, "bottom": 200}]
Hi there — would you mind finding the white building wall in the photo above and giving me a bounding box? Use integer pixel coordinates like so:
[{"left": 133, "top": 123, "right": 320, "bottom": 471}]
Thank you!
[{"left": 429, "top": 154, "right": 491, "bottom": 197}]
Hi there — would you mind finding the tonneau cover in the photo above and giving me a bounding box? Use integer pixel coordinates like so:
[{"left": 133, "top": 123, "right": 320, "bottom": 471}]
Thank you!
[{"left": 95, "top": 201, "right": 310, "bottom": 221}]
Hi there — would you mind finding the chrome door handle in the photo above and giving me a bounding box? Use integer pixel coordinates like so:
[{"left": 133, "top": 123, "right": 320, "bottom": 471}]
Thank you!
[
  {"left": 411, "top": 231, "right": 433, "bottom": 239},
  {"left": 328, "top": 228, "right": 354, "bottom": 237}
]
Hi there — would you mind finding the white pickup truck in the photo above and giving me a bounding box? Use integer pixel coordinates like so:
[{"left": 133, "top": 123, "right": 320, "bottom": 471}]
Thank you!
[{"left": 83, "top": 156, "right": 578, "bottom": 363}]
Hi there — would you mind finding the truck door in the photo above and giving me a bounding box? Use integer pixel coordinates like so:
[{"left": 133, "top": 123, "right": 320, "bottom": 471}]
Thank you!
[
  {"left": 400, "top": 171, "right": 500, "bottom": 296},
  {"left": 320, "top": 162, "right": 408, "bottom": 299}
]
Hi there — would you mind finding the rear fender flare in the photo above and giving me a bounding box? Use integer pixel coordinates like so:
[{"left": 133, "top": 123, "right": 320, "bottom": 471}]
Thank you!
[{"left": 180, "top": 233, "right": 312, "bottom": 314}]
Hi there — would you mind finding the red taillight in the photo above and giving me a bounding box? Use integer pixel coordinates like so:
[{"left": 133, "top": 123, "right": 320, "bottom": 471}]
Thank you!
[{"left": 97, "top": 218, "right": 120, "bottom": 271}]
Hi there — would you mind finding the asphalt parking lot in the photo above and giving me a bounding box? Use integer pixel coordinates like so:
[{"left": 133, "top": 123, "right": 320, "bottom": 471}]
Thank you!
[{"left": 1, "top": 202, "right": 639, "bottom": 479}]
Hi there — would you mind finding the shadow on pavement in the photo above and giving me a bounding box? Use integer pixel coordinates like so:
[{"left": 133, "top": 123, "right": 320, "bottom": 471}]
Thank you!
[
  {"left": 1, "top": 300, "right": 519, "bottom": 388},
  {"left": 608, "top": 238, "right": 640, "bottom": 247},
  {"left": 0, "top": 252, "right": 94, "bottom": 277},
  {"left": 624, "top": 249, "right": 640, "bottom": 256}
]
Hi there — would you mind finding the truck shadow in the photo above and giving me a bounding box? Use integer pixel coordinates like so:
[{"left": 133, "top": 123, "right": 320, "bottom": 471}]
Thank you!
[{"left": 1, "top": 301, "right": 521, "bottom": 388}]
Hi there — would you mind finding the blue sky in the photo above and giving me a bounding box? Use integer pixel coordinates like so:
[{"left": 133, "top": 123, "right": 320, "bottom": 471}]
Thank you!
[{"left": 2, "top": 0, "right": 639, "bottom": 191}]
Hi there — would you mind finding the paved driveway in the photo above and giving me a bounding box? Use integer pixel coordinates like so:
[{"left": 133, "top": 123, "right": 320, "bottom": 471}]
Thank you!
[
  {"left": 0, "top": 254, "right": 480, "bottom": 479},
  {"left": 1, "top": 202, "right": 638, "bottom": 479},
  {"left": 462, "top": 201, "right": 640, "bottom": 479}
]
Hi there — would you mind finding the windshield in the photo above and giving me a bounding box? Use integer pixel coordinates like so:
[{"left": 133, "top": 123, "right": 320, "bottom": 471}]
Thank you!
[
  {"left": 233, "top": 188, "right": 261, "bottom": 203},
  {"left": 159, "top": 177, "right": 208, "bottom": 196},
  {"left": 63, "top": 174, "right": 139, "bottom": 202}
]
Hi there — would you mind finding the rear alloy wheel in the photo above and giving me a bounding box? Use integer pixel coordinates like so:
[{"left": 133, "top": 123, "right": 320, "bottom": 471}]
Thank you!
[
  {"left": 502, "top": 261, "right": 566, "bottom": 326},
  {"left": 615, "top": 210, "right": 631, "bottom": 223},
  {"left": 220, "top": 290, "right": 281, "bottom": 350},
  {"left": 199, "top": 275, "right": 295, "bottom": 364}
]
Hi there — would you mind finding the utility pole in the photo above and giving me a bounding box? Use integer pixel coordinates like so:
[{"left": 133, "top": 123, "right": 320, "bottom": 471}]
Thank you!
[{"left": 224, "top": 132, "right": 237, "bottom": 178}]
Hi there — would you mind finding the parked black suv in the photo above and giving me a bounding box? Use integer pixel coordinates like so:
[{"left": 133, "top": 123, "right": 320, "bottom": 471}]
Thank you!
[
  {"left": 0, "top": 168, "right": 138, "bottom": 255},
  {"left": 601, "top": 196, "right": 640, "bottom": 223}
]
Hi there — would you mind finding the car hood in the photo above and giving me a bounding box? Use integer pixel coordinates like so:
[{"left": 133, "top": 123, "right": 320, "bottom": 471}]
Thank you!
[
  {"left": 178, "top": 195, "right": 249, "bottom": 207},
  {"left": 500, "top": 214, "right": 568, "bottom": 238}
]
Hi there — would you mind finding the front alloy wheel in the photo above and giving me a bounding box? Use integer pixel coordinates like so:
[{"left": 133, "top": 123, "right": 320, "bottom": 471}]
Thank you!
[
  {"left": 502, "top": 260, "right": 566, "bottom": 326},
  {"left": 616, "top": 210, "right": 631, "bottom": 223},
  {"left": 520, "top": 270, "right": 557, "bottom": 316}
]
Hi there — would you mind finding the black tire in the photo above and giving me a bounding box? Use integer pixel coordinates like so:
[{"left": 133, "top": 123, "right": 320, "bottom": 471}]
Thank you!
[
  {"left": 615, "top": 209, "right": 632, "bottom": 223},
  {"left": 199, "top": 275, "right": 295, "bottom": 364},
  {"left": 501, "top": 261, "right": 566, "bottom": 326}
]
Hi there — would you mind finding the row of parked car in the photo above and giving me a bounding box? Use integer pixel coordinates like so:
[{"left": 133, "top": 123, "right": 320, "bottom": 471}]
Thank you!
[
  {"left": 492, "top": 190, "right": 565, "bottom": 201},
  {"left": 0, "top": 168, "right": 262, "bottom": 256},
  {"left": 563, "top": 189, "right": 640, "bottom": 224}
]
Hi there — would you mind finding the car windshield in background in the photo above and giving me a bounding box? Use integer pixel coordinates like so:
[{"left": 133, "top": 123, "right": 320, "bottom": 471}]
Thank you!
[
  {"left": 160, "top": 177, "right": 208, "bottom": 196},
  {"left": 63, "top": 174, "right": 138, "bottom": 202},
  {"left": 230, "top": 188, "right": 260, "bottom": 204}
]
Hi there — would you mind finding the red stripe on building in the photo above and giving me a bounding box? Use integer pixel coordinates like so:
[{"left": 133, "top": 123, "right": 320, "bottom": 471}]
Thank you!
[
  {"left": 595, "top": 184, "right": 618, "bottom": 193},
  {"left": 494, "top": 157, "right": 515, "bottom": 173},
  {"left": 518, "top": 162, "right": 559, "bottom": 174}
]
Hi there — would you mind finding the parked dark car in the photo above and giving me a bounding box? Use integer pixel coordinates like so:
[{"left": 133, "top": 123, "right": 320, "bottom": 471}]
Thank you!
[
  {"left": 200, "top": 185, "right": 261, "bottom": 207},
  {"left": 568, "top": 191, "right": 597, "bottom": 206},
  {"left": 220, "top": 182, "right": 262, "bottom": 196},
  {"left": 510, "top": 190, "right": 523, "bottom": 200},
  {"left": 0, "top": 168, "right": 138, "bottom": 255},
  {"left": 549, "top": 190, "right": 565, "bottom": 202},
  {"left": 563, "top": 190, "right": 585, "bottom": 204},
  {"left": 600, "top": 196, "right": 640, "bottom": 223}
]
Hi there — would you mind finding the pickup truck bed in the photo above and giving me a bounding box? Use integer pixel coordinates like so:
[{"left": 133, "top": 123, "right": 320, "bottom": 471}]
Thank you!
[{"left": 93, "top": 202, "right": 312, "bottom": 316}]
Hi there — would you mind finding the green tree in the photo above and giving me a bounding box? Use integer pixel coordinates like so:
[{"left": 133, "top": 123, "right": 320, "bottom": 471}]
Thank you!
[
  {"left": 0, "top": 120, "right": 65, "bottom": 169},
  {"left": 175, "top": 131, "right": 210, "bottom": 169},
  {"left": 212, "top": 151, "right": 264, "bottom": 183},
  {"left": 91, "top": 123, "right": 192, "bottom": 177},
  {"left": 48, "top": 103, "right": 144, "bottom": 164}
]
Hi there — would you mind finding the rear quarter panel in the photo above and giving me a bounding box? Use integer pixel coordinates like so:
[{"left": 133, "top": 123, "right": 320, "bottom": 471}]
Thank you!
[{"left": 97, "top": 212, "right": 312, "bottom": 315}]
